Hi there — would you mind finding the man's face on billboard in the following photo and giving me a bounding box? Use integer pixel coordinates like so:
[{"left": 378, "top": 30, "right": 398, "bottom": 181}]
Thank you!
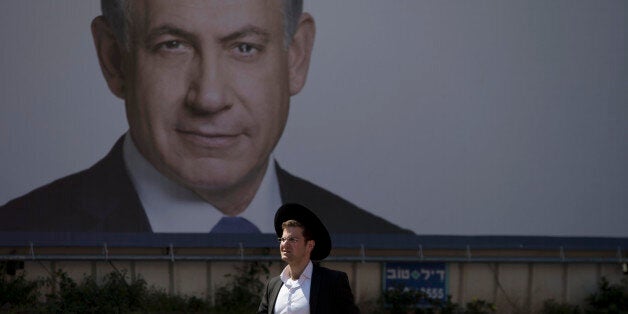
[{"left": 95, "top": 0, "right": 314, "bottom": 206}]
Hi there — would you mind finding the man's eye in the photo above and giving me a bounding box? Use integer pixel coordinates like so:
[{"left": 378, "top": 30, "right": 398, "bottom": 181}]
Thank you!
[
  {"left": 234, "top": 43, "right": 260, "bottom": 55},
  {"left": 156, "top": 40, "right": 186, "bottom": 51},
  {"left": 163, "top": 40, "right": 181, "bottom": 49}
]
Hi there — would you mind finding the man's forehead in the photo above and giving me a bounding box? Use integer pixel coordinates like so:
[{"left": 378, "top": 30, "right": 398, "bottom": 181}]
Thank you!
[
  {"left": 130, "top": 0, "right": 284, "bottom": 28},
  {"left": 283, "top": 225, "right": 304, "bottom": 234},
  {"left": 126, "top": 0, "right": 285, "bottom": 45}
]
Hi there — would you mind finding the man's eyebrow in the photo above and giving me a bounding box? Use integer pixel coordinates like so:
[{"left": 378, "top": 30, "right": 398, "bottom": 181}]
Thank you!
[
  {"left": 144, "top": 24, "right": 197, "bottom": 46},
  {"left": 219, "top": 25, "right": 271, "bottom": 45}
]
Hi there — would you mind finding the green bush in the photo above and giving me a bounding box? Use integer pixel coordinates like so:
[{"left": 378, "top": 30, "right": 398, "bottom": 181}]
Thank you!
[
  {"left": 45, "top": 270, "right": 141, "bottom": 312},
  {"left": 464, "top": 298, "right": 496, "bottom": 314},
  {"left": 213, "top": 261, "right": 271, "bottom": 313},
  {"left": 538, "top": 277, "right": 628, "bottom": 314},
  {"left": 541, "top": 299, "right": 581, "bottom": 314},
  {"left": 380, "top": 285, "right": 429, "bottom": 313},
  {"left": 585, "top": 277, "right": 628, "bottom": 313},
  {"left": 0, "top": 263, "right": 41, "bottom": 311},
  {"left": 42, "top": 269, "right": 212, "bottom": 313},
  {"left": 376, "top": 286, "right": 496, "bottom": 314},
  {"left": 141, "top": 290, "right": 211, "bottom": 313}
]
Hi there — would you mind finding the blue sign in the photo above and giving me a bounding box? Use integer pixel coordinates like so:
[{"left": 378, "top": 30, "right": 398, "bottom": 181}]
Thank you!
[{"left": 384, "top": 262, "right": 447, "bottom": 301}]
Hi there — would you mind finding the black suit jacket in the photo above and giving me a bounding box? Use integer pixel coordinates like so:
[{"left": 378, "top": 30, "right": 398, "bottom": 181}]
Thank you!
[
  {"left": 0, "top": 136, "right": 411, "bottom": 234},
  {"left": 258, "top": 264, "right": 360, "bottom": 314}
]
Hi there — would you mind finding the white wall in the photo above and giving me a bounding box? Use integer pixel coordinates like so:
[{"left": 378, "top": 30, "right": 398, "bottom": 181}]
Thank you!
[{"left": 1, "top": 0, "right": 627, "bottom": 236}]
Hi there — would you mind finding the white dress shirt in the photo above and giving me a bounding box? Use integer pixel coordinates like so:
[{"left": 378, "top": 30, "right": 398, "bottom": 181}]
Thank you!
[
  {"left": 122, "top": 133, "right": 281, "bottom": 233},
  {"left": 275, "top": 261, "right": 313, "bottom": 314}
]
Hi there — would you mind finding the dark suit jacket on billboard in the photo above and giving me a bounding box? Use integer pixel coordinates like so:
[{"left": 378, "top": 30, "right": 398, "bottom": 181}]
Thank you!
[
  {"left": 257, "top": 264, "right": 360, "bottom": 314},
  {"left": 0, "top": 137, "right": 411, "bottom": 234}
]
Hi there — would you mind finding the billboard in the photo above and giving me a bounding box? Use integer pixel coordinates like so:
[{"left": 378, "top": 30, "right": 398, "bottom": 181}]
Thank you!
[{"left": 1, "top": 1, "right": 627, "bottom": 237}]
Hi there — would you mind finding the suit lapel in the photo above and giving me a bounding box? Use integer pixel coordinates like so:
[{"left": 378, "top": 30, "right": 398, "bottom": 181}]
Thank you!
[
  {"left": 269, "top": 277, "right": 283, "bottom": 314},
  {"left": 309, "top": 265, "right": 321, "bottom": 314},
  {"left": 95, "top": 136, "right": 152, "bottom": 232}
]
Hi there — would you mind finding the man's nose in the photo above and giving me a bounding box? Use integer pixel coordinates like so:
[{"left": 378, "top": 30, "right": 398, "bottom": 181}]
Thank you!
[{"left": 185, "top": 55, "right": 232, "bottom": 114}]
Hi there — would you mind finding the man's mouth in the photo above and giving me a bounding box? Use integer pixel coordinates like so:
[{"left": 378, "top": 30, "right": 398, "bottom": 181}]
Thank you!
[{"left": 176, "top": 128, "right": 241, "bottom": 148}]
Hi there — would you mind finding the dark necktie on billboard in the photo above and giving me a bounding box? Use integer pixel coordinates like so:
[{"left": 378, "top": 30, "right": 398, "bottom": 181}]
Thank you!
[{"left": 210, "top": 217, "right": 261, "bottom": 233}]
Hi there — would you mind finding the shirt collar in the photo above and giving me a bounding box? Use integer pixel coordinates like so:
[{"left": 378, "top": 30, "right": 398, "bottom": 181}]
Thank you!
[
  {"left": 280, "top": 261, "right": 313, "bottom": 285},
  {"left": 122, "top": 132, "right": 281, "bottom": 233}
]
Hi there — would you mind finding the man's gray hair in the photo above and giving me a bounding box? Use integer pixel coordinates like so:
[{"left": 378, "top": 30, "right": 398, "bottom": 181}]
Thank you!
[{"left": 101, "top": 0, "right": 303, "bottom": 48}]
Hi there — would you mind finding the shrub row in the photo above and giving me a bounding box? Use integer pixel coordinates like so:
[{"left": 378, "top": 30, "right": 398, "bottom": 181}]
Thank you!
[
  {"left": 0, "top": 261, "right": 268, "bottom": 313},
  {"left": 1, "top": 262, "right": 627, "bottom": 313}
]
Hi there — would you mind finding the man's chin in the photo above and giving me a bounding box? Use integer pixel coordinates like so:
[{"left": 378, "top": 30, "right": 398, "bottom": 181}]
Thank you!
[
  {"left": 173, "top": 168, "right": 246, "bottom": 192},
  {"left": 162, "top": 159, "right": 268, "bottom": 201},
  {"left": 174, "top": 160, "right": 259, "bottom": 187}
]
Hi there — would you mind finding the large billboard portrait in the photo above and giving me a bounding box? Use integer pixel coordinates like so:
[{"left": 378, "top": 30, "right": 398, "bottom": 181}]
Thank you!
[{"left": 1, "top": 1, "right": 627, "bottom": 238}]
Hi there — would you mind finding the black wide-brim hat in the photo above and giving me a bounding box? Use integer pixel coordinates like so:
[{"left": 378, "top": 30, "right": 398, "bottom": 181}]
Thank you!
[{"left": 274, "top": 203, "right": 331, "bottom": 261}]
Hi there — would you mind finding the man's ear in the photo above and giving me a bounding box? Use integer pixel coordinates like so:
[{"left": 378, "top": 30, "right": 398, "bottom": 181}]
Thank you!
[
  {"left": 307, "top": 239, "right": 315, "bottom": 252},
  {"left": 288, "top": 13, "right": 315, "bottom": 96},
  {"left": 91, "top": 16, "right": 126, "bottom": 99}
]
